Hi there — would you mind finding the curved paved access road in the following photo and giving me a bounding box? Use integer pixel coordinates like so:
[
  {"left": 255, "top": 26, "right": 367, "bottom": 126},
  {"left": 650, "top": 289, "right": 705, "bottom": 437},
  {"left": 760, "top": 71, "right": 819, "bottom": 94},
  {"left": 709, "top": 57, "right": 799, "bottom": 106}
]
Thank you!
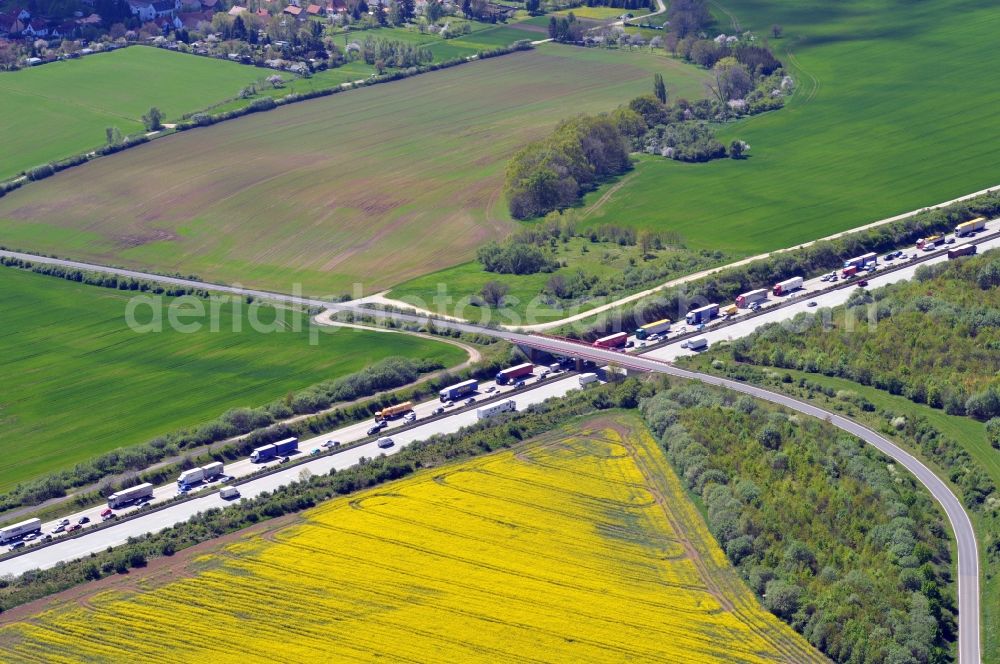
[{"left": 0, "top": 249, "right": 980, "bottom": 663}]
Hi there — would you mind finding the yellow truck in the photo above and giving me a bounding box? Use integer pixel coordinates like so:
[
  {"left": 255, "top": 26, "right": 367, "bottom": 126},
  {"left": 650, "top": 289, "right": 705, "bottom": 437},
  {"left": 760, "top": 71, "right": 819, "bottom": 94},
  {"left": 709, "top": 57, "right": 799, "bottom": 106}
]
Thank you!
[{"left": 375, "top": 401, "right": 414, "bottom": 420}]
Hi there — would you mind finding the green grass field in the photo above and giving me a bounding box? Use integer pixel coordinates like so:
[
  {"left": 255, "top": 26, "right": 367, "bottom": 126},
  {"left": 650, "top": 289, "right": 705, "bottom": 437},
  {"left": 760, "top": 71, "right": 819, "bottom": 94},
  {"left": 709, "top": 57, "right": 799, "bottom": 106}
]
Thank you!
[
  {"left": 0, "top": 268, "right": 465, "bottom": 491},
  {"left": 0, "top": 45, "right": 709, "bottom": 296},
  {"left": 388, "top": 235, "right": 640, "bottom": 323},
  {"left": 0, "top": 47, "right": 277, "bottom": 180},
  {"left": 580, "top": 0, "right": 1000, "bottom": 255}
]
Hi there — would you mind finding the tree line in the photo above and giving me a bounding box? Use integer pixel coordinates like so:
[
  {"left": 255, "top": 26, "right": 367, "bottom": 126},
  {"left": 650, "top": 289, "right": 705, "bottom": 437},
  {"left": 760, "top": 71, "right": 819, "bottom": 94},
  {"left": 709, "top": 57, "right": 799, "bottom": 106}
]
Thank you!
[{"left": 361, "top": 36, "right": 433, "bottom": 69}]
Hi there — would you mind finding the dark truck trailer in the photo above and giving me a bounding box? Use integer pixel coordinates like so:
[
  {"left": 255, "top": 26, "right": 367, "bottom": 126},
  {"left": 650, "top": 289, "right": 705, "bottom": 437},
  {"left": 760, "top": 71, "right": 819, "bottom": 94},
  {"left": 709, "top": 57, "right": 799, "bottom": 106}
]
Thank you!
[
  {"left": 495, "top": 363, "right": 533, "bottom": 385},
  {"left": 685, "top": 303, "right": 719, "bottom": 326},
  {"left": 250, "top": 437, "right": 299, "bottom": 463},
  {"left": 948, "top": 245, "right": 977, "bottom": 260}
]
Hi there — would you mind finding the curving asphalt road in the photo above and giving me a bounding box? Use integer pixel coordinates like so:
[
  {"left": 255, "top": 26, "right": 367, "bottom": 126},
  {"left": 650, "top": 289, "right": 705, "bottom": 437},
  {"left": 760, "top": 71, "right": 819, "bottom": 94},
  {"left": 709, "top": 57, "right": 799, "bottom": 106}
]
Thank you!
[{"left": 0, "top": 247, "right": 981, "bottom": 663}]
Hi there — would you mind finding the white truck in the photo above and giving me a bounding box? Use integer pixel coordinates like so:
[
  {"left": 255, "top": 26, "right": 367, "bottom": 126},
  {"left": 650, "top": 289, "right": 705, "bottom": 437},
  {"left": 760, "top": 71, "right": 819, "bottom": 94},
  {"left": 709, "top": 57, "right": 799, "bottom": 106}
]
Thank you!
[
  {"left": 735, "top": 288, "right": 768, "bottom": 309},
  {"left": 476, "top": 399, "right": 517, "bottom": 420},
  {"left": 684, "top": 337, "right": 709, "bottom": 351},
  {"left": 0, "top": 518, "right": 42, "bottom": 544},
  {"left": 177, "top": 461, "right": 224, "bottom": 488},
  {"left": 107, "top": 482, "right": 155, "bottom": 509},
  {"left": 578, "top": 373, "right": 599, "bottom": 387},
  {"left": 772, "top": 276, "right": 804, "bottom": 296},
  {"left": 219, "top": 486, "right": 241, "bottom": 500}
]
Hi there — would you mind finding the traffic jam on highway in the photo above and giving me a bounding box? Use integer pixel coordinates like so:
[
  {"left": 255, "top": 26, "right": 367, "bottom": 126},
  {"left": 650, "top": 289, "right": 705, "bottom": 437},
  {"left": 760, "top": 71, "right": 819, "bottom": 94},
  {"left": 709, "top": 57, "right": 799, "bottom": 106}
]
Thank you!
[
  {"left": 579, "top": 216, "right": 997, "bottom": 361},
  {"left": 0, "top": 358, "right": 608, "bottom": 557}
]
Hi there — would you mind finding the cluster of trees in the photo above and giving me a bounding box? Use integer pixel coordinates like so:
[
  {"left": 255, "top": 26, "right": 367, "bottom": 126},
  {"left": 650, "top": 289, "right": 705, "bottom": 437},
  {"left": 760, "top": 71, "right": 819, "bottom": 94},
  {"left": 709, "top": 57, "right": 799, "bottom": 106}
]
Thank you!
[
  {"left": 612, "top": 40, "right": 785, "bottom": 162},
  {"left": 361, "top": 36, "right": 432, "bottom": 69},
  {"left": 641, "top": 383, "right": 955, "bottom": 663},
  {"left": 468, "top": 209, "right": 725, "bottom": 306},
  {"left": 571, "top": 193, "right": 1000, "bottom": 341},
  {"left": 728, "top": 249, "right": 1000, "bottom": 422},
  {"left": 643, "top": 121, "right": 726, "bottom": 161},
  {"left": 667, "top": 0, "right": 711, "bottom": 37},
  {"left": 582, "top": 0, "right": 655, "bottom": 9},
  {"left": 666, "top": 36, "right": 782, "bottom": 77},
  {"left": 548, "top": 12, "right": 585, "bottom": 43},
  {"left": 469, "top": 211, "right": 723, "bottom": 304},
  {"left": 477, "top": 240, "right": 558, "bottom": 275},
  {"left": 0, "top": 377, "right": 650, "bottom": 612},
  {"left": 505, "top": 114, "right": 631, "bottom": 219}
]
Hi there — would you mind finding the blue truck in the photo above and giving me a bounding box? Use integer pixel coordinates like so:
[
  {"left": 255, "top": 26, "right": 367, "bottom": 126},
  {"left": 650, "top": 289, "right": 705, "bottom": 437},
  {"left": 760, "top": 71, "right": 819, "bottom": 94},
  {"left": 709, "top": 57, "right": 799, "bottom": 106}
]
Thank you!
[
  {"left": 685, "top": 303, "right": 719, "bottom": 326},
  {"left": 250, "top": 437, "right": 299, "bottom": 463},
  {"left": 439, "top": 379, "right": 478, "bottom": 402}
]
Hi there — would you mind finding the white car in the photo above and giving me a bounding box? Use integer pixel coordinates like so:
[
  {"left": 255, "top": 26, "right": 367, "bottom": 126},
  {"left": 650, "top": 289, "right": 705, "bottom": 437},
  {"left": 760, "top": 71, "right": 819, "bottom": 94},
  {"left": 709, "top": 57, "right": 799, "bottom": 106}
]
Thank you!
[{"left": 403, "top": 413, "right": 416, "bottom": 423}]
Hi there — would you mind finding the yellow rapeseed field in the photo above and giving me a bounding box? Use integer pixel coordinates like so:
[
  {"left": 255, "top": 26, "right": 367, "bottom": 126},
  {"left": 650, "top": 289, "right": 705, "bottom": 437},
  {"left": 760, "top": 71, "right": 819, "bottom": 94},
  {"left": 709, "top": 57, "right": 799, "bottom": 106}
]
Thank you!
[{"left": 1, "top": 415, "right": 823, "bottom": 663}]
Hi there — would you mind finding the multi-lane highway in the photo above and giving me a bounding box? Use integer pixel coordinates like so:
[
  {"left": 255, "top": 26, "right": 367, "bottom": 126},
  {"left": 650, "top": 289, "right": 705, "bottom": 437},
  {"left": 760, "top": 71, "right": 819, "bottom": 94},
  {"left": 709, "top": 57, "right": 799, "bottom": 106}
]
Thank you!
[
  {"left": 0, "top": 373, "right": 587, "bottom": 577},
  {"left": 0, "top": 230, "right": 988, "bottom": 663},
  {"left": 643, "top": 225, "right": 1000, "bottom": 362},
  {"left": 13, "top": 368, "right": 543, "bottom": 547}
]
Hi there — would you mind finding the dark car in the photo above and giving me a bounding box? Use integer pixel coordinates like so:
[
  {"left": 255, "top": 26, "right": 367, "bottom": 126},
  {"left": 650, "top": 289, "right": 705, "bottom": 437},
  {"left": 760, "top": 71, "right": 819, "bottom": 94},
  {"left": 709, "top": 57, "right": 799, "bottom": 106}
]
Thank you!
[
  {"left": 78, "top": 516, "right": 90, "bottom": 524},
  {"left": 857, "top": 280, "right": 868, "bottom": 287},
  {"left": 465, "top": 397, "right": 476, "bottom": 406},
  {"left": 366, "top": 425, "right": 383, "bottom": 436},
  {"left": 433, "top": 407, "right": 445, "bottom": 415}
]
